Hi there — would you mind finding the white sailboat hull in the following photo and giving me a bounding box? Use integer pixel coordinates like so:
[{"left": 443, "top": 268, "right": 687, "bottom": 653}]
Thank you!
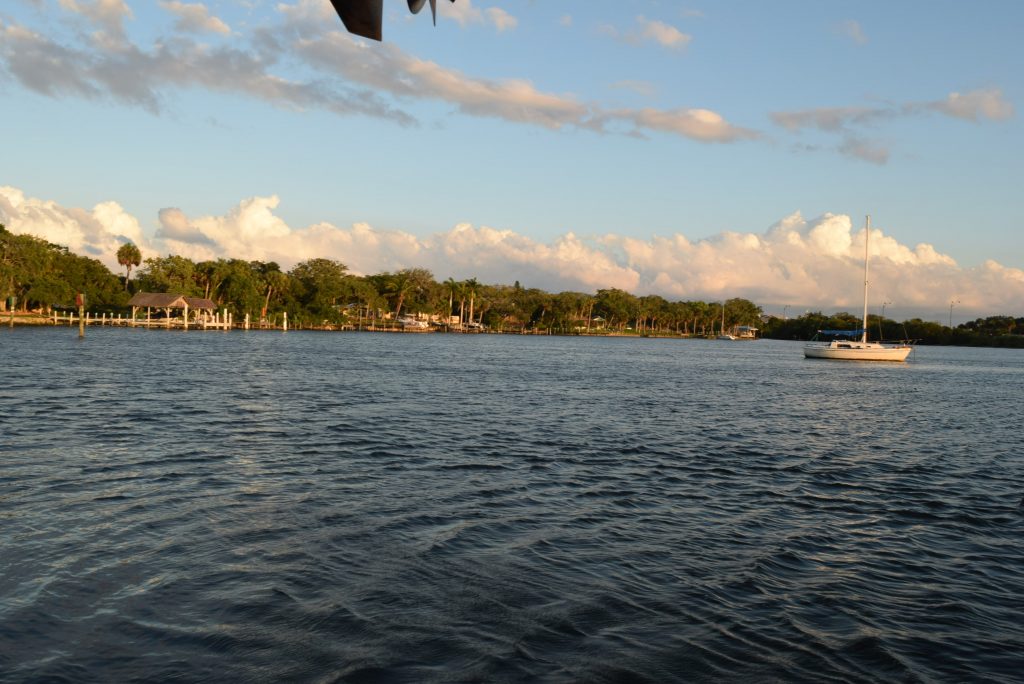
[
  {"left": 804, "top": 341, "right": 912, "bottom": 361},
  {"left": 802, "top": 215, "right": 913, "bottom": 363}
]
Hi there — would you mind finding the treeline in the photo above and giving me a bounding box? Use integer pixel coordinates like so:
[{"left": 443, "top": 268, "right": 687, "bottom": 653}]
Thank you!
[
  {"left": 126, "top": 255, "right": 766, "bottom": 335},
  {"left": 3, "top": 223, "right": 1020, "bottom": 345},
  {"left": 1, "top": 225, "right": 762, "bottom": 334},
  {"left": 762, "top": 311, "right": 1024, "bottom": 348},
  {"left": 0, "top": 226, "right": 126, "bottom": 310}
]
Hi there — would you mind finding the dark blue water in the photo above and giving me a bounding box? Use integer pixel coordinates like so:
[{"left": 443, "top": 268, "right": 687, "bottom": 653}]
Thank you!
[{"left": 1, "top": 327, "right": 1022, "bottom": 682}]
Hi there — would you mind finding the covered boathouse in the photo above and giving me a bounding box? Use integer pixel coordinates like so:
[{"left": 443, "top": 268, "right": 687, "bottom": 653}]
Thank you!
[{"left": 127, "top": 292, "right": 220, "bottom": 328}]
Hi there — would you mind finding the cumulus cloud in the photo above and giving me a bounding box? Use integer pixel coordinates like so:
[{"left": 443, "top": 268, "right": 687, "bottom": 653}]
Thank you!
[
  {"left": 3, "top": 186, "right": 1021, "bottom": 317},
  {"left": 159, "top": 1, "right": 231, "bottom": 35},
  {"left": 0, "top": 185, "right": 147, "bottom": 261}
]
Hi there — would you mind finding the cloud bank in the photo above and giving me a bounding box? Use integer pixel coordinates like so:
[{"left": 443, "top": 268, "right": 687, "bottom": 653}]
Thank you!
[
  {"left": 0, "top": 0, "right": 753, "bottom": 143},
  {"left": 3, "top": 186, "right": 1021, "bottom": 318},
  {"left": 2, "top": 2, "right": 1011, "bottom": 155}
]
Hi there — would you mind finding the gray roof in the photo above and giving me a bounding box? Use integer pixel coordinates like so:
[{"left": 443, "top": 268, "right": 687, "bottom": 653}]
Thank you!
[
  {"left": 184, "top": 297, "right": 217, "bottom": 310},
  {"left": 128, "top": 293, "right": 216, "bottom": 310}
]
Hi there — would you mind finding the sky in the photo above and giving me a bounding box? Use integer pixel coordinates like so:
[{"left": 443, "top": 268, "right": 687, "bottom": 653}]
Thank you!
[{"left": 1, "top": 0, "right": 1021, "bottom": 323}]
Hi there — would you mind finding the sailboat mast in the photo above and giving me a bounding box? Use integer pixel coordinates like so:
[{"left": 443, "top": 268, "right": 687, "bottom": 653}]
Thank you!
[{"left": 862, "top": 215, "right": 870, "bottom": 344}]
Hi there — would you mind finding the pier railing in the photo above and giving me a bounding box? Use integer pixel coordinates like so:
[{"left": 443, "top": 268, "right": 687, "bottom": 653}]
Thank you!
[{"left": 53, "top": 310, "right": 235, "bottom": 330}]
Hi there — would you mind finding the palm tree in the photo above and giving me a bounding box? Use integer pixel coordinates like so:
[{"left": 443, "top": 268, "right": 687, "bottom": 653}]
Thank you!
[
  {"left": 116, "top": 242, "right": 142, "bottom": 291},
  {"left": 387, "top": 271, "right": 413, "bottom": 319},
  {"left": 464, "top": 277, "right": 479, "bottom": 324},
  {"left": 444, "top": 277, "right": 462, "bottom": 326}
]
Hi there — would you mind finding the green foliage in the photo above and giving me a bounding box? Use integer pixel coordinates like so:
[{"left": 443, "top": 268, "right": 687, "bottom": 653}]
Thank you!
[
  {"left": 288, "top": 258, "right": 350, "bottom": 324},
  {"left": 116, "top": 242, "right": 142, "bottom": 289},
  {"left": 594, "top": 288, "right": 637, "bottom": 330},
  {"left": 761, "top": 311, "right": 1024, "bottom": 348},
  {"left": 0, "top": 220, "right": 1018, "bottom": 343},
  {"left": 136, "top": 255, "right": 201, "bottom": 296},
  {"left": 0, "top": 227, "right": 123, "bottom": 311}
]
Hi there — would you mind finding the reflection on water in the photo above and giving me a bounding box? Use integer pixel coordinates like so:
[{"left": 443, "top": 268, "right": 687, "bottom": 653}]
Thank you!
[{"left": 1, "top": 327, "right": 1022, "bottom": 681}]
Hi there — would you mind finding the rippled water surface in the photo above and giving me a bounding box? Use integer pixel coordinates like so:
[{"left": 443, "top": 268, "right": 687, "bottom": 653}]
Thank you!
[{"left": 2, "top": 327, "right": 1022, "bottom": 682}]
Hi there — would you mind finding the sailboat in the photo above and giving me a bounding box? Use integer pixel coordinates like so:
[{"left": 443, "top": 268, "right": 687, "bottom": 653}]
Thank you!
[
  {"left": 803, "top": 216, "right": 912, "bottom": 361},
  {"left": 717, "top": 301, "right": 737, "bottom": 340}
]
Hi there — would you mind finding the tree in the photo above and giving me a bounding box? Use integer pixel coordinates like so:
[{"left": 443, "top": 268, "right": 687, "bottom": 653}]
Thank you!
[
  {"left": 444, "top": 277, "right": 462, "bottom": 324},
  {"left": 289, "top": 258, "right": 349, "bottom": 322},
  {"left": 136, "top": 255, "right": 200, "bottom": 295},
  {"left": 724, "top": 297, "right": 763, "bottom": 329},
  {"left": 253, "top": 261, "right": 288, "bottom": 320},
  {"left": 594, "top": 288, "right": 638, "bottom": 331},
  {"left": 380, "top": 268, "right": 435, "bottom": 319},
  {"left": 464, "top": 277, "right": 479, "bottom": 324},
  {"left": 216, "top": 260, "right": 263, "bottom": 317},
  {"left": 116, "top": 243, "right": 142, "bottom": 291}
]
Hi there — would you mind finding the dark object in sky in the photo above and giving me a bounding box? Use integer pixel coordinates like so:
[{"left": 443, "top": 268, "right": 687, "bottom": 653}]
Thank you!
[{"left": 330, "top": 0, "right": 456, "bottom": 42}]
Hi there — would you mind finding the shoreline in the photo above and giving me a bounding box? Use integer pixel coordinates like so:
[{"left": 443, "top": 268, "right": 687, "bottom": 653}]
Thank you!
[{"left": 1, "top": 313, "right": 717, "bottom": 339}]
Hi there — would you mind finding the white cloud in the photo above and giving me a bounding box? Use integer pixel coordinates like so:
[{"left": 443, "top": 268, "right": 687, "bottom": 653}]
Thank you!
[
  {"left": 772, "top": 88, "right": 1014, "bottom": 162},
  {"left": 159, "top": 1, "right": 231, "bottom": 35},
  {"left": 623, "top": 107, "right": 758, "bottom": 142},
  {"left": 3, "top": 187, "right": 1021, "bottom": 316},
  {"left": 0, "top": 15, "right": 414, "bottom": 121},
  {"left": 444, "top": 0, "right": 483, "bottom": 27},
  {"left": 58, "top": 0, "right": 133, "bottom": 40},
  {"left": 842, "top": 19, "right": 867, "bottom": 45},
  {"left": 485, "top": 7, "right": 517, "bottom": 33},
  {"left": 602, "top": 16, "right": 692, "bottom": 50},
  {"left": 421, "top": 0, "right": 515, "bottom": 32},
  {"left": 927, "top": 89, "right": 1014, "bottom": 122},
  {"left": 838, "top": 135, "right": 890, "bottom": 165},
  {"left": 634, "top": 15, "right": 691, "bottom": 50},
  {"left": 295, "top": 29, "right": 753, "bottom": 140},
  {"left": 610, "top": 80, "right": 657, "bottom": 98},
  {"left": 771, "top": 105, "right": 885, "bottom": 132},
  {"left": 0, "top": 6, "right": 752, "bottom": 144},
  {"left": 0, "top": 185, "right": 147, "bottom": 262}
]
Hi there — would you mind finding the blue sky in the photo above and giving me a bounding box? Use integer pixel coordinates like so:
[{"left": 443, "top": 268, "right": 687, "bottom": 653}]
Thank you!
[{"left": 1, "top": 0, "right": 1021, "bottom": 322}]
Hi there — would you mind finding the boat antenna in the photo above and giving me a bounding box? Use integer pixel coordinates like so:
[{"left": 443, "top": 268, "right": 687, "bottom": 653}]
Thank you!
[{"left": 862, "top": 215, "right": 870, "bottom": 344}]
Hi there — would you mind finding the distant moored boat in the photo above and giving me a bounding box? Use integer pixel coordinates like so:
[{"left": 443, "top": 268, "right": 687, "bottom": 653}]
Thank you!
[{"left": 803, "top": 215, "right": 912, "bottom": 362}]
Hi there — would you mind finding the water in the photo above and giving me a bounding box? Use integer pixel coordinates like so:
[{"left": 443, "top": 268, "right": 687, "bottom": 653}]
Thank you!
[{"left": 1, "top": 327, "right": 1022, "bottom": 682}]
